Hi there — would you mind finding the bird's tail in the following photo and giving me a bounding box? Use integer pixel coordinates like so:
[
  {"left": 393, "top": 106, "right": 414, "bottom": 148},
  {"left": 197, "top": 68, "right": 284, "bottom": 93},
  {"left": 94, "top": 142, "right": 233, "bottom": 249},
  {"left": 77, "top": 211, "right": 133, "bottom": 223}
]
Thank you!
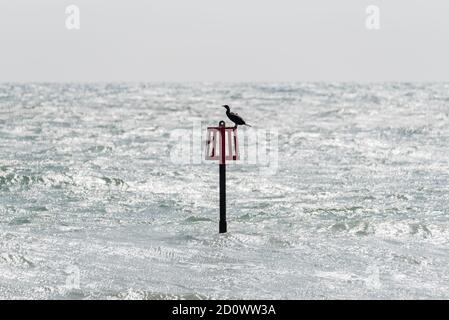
[{"left": 244, "top": 124, "right": 252, "bottom": 127}]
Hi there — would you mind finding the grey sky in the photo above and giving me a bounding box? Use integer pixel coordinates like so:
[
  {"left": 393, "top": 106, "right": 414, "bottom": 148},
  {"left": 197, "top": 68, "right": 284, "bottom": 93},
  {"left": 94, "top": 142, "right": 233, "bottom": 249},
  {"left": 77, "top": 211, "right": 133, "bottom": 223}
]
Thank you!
[{"left": 0, "top": 0, "right": 448, "bottom": 82}]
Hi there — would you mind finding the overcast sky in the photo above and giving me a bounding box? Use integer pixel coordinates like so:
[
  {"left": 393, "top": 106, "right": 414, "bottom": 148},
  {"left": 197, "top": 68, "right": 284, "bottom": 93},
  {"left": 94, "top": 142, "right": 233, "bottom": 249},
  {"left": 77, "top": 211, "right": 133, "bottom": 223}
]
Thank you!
[{"left": 0, "top": 0, "right": 448, "bottom": 82}]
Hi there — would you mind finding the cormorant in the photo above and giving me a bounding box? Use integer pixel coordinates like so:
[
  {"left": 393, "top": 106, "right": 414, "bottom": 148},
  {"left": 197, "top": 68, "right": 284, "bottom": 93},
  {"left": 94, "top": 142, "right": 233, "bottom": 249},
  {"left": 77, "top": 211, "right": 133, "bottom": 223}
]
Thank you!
[{"left": 222, "top": 105, "right": 251, "bottom": 128}]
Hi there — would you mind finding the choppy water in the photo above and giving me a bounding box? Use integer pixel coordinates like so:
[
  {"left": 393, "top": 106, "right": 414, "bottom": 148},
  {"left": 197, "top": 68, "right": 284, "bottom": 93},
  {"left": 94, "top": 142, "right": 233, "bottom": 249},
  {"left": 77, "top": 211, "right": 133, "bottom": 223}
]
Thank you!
[{"left": 0, "top": 83, "right": 449, "bottom": 299}]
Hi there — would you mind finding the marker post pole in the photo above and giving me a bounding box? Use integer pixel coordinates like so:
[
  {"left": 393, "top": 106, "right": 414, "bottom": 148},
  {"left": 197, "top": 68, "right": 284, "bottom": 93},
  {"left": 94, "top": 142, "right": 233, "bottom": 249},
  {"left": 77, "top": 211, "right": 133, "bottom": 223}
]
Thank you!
[
  {"left": 219, "top": 121, "right": 227, "bottom": 233},
  {"left": 205, "top": 120, "right": 239, "bottom": 234}
]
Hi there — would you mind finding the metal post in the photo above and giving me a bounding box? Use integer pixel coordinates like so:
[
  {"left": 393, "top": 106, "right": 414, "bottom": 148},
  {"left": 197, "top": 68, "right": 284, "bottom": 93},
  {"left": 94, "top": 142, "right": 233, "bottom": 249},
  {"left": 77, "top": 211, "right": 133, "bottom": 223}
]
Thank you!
[{"left": 219, "top": 121, "right": 227, "bottom": 233}]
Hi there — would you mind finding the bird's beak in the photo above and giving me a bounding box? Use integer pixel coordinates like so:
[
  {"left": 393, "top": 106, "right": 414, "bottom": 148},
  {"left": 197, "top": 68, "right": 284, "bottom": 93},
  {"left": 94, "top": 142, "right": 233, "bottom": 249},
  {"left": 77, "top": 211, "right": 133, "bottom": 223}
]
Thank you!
[{"left": 222, "top": 105, "right": 226, "bottom": 108}]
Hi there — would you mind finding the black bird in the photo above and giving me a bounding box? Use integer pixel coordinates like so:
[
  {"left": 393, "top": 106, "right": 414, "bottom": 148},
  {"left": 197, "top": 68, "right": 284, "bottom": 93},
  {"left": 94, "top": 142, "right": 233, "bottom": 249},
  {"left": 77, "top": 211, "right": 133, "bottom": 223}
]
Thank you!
[{"left": 222, "top": 105, "right": 251, "bottom": 128}]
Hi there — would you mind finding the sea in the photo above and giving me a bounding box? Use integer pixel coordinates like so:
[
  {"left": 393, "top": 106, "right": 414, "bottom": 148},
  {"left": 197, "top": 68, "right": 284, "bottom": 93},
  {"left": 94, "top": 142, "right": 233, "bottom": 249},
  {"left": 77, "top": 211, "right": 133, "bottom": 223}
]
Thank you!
[{"left": 0, "top": 82, "right": 448, "bottom": 299}]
